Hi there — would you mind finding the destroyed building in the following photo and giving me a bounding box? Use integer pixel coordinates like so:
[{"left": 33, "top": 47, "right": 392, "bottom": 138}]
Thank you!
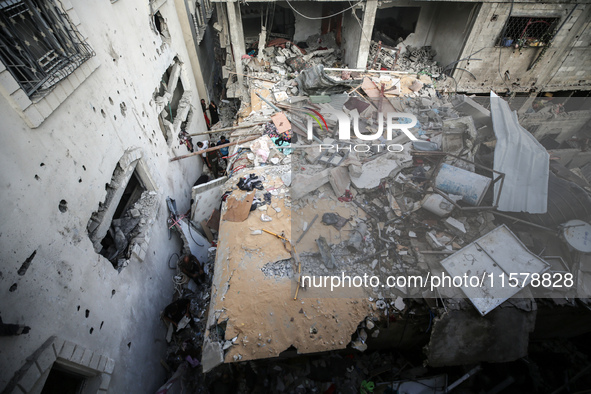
[{"left": 1, "top": 0, "right": 591, "bottom": 393}]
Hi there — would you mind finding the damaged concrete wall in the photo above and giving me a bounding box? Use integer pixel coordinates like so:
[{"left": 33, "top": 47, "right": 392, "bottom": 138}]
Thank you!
[
  {"left": 342, "top": 8, "right": 363, "bottom": 68},
  {"left": 520, "top": 109, "right": 591, "bottom": 143},
  {"left": 0, "top": 0, "right": 207, "bottom": 392},
  {"left": 292, "top": 2, "right": 323, "bottom": 43},
  {"left": 452, "top": 3, "right": 591, "bottom": 93},
  {"left": 384, "top": 2, "right": 437, "bottom": 49},
  {"left": 429, "top": 2, "right": 478, "bottom": 69}
]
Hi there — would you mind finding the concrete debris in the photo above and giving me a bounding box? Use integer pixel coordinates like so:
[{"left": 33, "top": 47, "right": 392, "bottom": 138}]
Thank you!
[
  {"left": 157, "top": 22, "right": 591, "bottom": 393},
  {"left": 350, "top": 155, "right": 401, "bottom": 189}
]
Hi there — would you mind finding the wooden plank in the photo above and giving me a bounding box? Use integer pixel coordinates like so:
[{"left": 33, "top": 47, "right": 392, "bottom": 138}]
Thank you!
[
  {"left": 188, "top": 122, "right": 266, "bottom": 137},
  {"left": 200, "top": 220, "right": 215, "bottom": 243},
  {"left": 169, "top": 135, "right": 259, "bottom": 162},
  {"left": 361, "top": 77, "right": 396, "bottom": 114}
]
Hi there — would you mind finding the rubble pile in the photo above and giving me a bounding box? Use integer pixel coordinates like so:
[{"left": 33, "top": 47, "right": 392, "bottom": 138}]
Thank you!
[
  {"left": 367, "top": 41, "right": 443, "bottom": 78},
  {"left": 159, "top": 24, "right": 591, "bottom": 394}
]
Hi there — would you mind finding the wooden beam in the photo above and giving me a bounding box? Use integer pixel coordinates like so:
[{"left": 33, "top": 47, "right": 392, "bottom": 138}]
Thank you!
[
  {"left": 188, "top": 122, "right": 267, "bottom": 137},
  {"left": 169, "top": 135, "right": 260, "bottom": 162}
]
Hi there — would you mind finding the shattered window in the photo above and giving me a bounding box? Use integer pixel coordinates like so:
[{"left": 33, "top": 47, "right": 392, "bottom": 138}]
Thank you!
[
  {"left": 498, "top": 16, "right": 559, "bottom": 48},
  {"left": 0, "top": 0, "right": 94, "bottom": 99}
]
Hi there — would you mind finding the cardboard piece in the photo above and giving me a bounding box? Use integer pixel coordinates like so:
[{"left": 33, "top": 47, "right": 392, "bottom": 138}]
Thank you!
[{"left": 223, "top": 193, "right": 254, "bottom": 222}]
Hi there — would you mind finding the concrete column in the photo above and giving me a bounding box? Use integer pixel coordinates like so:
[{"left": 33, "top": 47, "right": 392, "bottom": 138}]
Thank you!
[
  {"left": 173, "top": 0, "right": 208, "bottom": 102},
  {"left": 226, "top": 0, "right": 246, "bottom": 87},
  {"left": 355, "top": 0, "right": 378, "bottom": 69}
]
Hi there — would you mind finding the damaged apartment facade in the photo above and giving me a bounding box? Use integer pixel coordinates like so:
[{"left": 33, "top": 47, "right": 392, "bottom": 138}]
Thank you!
[
  {"left": 1, "top": 0, "right": 591, "bottom": 393},
  {"left": 0, "top": 0, "right": 214, "bottom": 392}
]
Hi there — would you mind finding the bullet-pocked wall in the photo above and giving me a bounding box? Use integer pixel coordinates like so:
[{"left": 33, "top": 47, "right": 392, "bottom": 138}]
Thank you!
[{"left": 0, "top": 0, "right": 207, "bottom": 392}]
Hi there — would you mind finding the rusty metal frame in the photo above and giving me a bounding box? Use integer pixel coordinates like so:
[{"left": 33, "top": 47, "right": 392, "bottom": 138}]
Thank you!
[{"left": 417, "top": 152, "right": 505, "bottom": 211}]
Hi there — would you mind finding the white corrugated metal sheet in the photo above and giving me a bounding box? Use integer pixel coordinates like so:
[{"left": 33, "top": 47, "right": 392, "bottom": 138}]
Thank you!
[{"left": 491, "top": 92, "right": 549, "bottom": 213}]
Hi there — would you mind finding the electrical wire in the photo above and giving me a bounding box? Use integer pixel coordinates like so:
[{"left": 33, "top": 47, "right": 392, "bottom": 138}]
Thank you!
[
  {"left": 285, "top": 0, "right": 364, "bottom": 21},
  {"left": 168, "top": 252, "right": 180, "bottom": 269}
]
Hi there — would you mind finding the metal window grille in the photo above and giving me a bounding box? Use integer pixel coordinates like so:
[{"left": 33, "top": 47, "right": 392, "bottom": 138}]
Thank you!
[
  {"left": 0, "top": 0, "right": 94, "bottom": 99},
  {"left": 498, "top": 16, "right": 559, "bottom": 48}
]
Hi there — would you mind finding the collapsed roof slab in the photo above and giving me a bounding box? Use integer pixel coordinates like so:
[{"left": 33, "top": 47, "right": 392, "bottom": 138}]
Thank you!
[{"left": 203, "top": 166, "right": 374, "bottom": 371}]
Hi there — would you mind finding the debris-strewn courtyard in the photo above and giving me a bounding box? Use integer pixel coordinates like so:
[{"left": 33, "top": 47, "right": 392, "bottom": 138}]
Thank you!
[{"left": 158, "top": 26, "right": 591, "bottom": 393}]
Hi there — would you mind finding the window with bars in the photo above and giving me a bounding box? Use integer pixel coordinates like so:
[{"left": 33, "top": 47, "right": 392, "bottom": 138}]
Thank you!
[
  {"left": 497, "top": 16, "right": 560, "bottom": 48},
  {"left": 0, "top": 0, "right": 94, "bottom": 99}
]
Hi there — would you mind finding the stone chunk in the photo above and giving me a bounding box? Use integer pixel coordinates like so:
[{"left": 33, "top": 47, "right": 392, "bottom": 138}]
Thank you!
[
  {"left": 329, "top": 166, "right": 350, "bottom": 197},
  {"left": 291, "top": 169, "right": 330, "bottom": 200}
]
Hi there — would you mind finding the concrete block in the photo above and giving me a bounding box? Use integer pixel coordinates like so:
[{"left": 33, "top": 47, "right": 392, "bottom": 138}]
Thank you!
[
  {"left": 24, "top": 104, "right": 44, "bottom": 128},
  {"left": 52, "top": 337, "right": 66, "bottom": 357},
  {"left": 59, "top": 341, "right": 76, "bottom": 359},
  {"left": 89, "top": 353, "right": 101, "bottom": 370},
  {"left": 10, "top": 89, "right": 32, "bottom": 111},
  {"left": 445, "top": 217, "right": 467, "bottom": 235},
  {"left": 66, "top": 70, "right": 82, "bottom": 91},
  {"left": 43, "top": 90, "right": 62, "bottom": 111},
  {"left": 0, "top": 61, "right": 5, "bottom": 73},
  {"left": 17, "top": 364, "right": 41, "bottom": 392},
  {"left": 36, "top": 346, "right": 57, "bottom": 373},
  {"left": 71, "top": 346, "right": 85, "bottom": 364},
  {"left": 61, "top": 0, "right": 73, "bottom": 10},
  {"left": 291, "top": 169, "right": 331, "bottom": 200},
  {"left": 350, "top": 155, "right": 400, "bottom": 189},
  {"left": 34, "top": 99, "right": 54, "bottom": 119},
  {"left": 103, "top": 357, "right": 115, "bottom": 374},
  {"left": 99, "top": 373, "right": 111, "bottom": 390},
  {"left": 97, "top": 355, "right": 108, "bottom": 372},
  {"left": 202, "top": 339, "right": 224, "bottom": 373},
  {"left": 80, "top": 348, "right": 93, "bottom": 367},
  {"left": 0, "top": 70, "right": 20, "bottom": 94},
  {"left": 51, "top": 83, "right": 68, "bottom": 104},
  {"left": 66, "top": 9, "right": 81, "bottom": 26},
  {"left": 329, "top": 166, "right": 351, "bottom": 197},
  {"left": 59, "top": 77, "right": 75, "bottom": 98}
]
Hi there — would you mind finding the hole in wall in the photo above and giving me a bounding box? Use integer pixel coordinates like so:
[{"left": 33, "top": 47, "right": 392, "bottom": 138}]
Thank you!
[
  {"left": 92, "top": 107, "right": 96, "bottom": 112},
  {"left": 89, "top": 327, "right": 94, "bottom": 334},
  {"left": 120, "top": 102, "right": 127, "bottom": 117},
  {"left": 101, "top": 109, "right": 106, "bottom": 118},
  {"left": 59, "top": 200, "right": 68, "bottom": 213},
  {"left": 35, "top": 175, "right": 40, "bottom": 180},
  {"left": 109, "top": 97, "right": 114, "bottom": 105},
  {"left": 100, "top": 321, "right": 104, "bottom": 330},
  {"left": 78, "top": 178, "right": 82, "bottom": 183},
  {"left": 82, "top": 165, "right": 86, "bottom": 171},
  {"left": 111, "top": 289, "right": 116, "bottom": 297},
  {"left": 40, "top": 163, "right": 45, "bottom": 167},
  {"left": 85, "top": 309, "right": 89, "bottom": 318},
  {"left": 127, "top": 342, "right": 131, "bottom": 349},
  {"left": 9, "top": 283, "right": 17, "bottom": 292},
  {"left": 17, "top": 250, "right": 36, "bottom": 276},
  {"left": 77, "top": 305, "right": 80, "bottom": 311},
  {"left": 87, "top": 156, "right": 156, "bottom": 270},
  {"left": 153, "top": 11, "right": 169, "bottom": 40}
]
